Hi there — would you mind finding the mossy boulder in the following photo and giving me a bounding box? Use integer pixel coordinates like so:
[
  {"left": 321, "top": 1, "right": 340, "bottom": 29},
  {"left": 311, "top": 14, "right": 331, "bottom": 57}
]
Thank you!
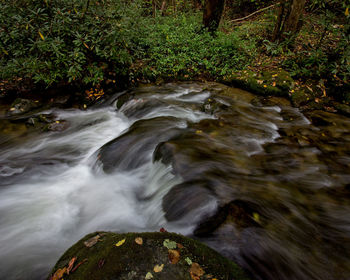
[
  {"left": 48, "top": 231, "right": 251, "bottom": 280},
  {"left": 220, "top": 69, "right": 294, "bottom": 98}
]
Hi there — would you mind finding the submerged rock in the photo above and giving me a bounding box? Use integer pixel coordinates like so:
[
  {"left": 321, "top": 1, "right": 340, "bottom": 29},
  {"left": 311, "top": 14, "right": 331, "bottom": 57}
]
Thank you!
[
  {"left": 48, "top": 231, "right": 251, "bottom": 280},
  {"left": 6, "top": 98, "right": 40, "bottom": 116}
]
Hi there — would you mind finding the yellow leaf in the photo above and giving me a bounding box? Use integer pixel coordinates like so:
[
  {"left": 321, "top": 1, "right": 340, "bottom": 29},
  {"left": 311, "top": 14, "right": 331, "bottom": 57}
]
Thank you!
[
  {"left": 168, "top": 249, "right": 180, "bottom": 264},
  {"left": 272, "top": 82, "right": 276, "bottom": 87},
  {"left": 190, "top": 263, "right": 204, "bottom": 280},
  {"left": 153, "top": 264, "right": 164, "bottom": 273},
  {"left": 345, "top": 7, "right": 349, "bottom": 16},
  {"left": 135, "top": 237, "right": 143, "bottom": 245},
  {"left": 83, "top": 42, "right": 89, "bottom": 49},
  {"left": 3, "top": 49, "right": 8, "bottom": 55},
  {"left": 38, "top": 31, "right": 45, "bottom": 41},
  {"left": 253, "top": 212, "right": 260, "bottom": 223},
  {"left": 145, "top": 272, "right": 153, "bottom": 279},
  {"left": 115, "top": 239, "right": 126, "bottom": 247},
  {"left": 195, "top": 130, "right": 202, "bottom": 134},
  {"left": 51, "top": 267, "right": 67, "bottom": 280}
]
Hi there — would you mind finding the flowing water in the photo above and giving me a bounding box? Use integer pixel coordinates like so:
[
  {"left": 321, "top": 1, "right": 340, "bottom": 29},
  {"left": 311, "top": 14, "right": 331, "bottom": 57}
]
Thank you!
[{"left": 0, "top": 83, "right": 349, "bottom": 280}]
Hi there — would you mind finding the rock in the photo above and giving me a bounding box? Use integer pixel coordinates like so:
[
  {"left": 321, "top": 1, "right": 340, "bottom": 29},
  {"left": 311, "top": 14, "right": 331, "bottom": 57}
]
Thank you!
[
  {"left": 44, "top": 120, "right": 69, "bottom": 132},
  {"left": 6, "top": 98, "right": 40, "bottom": 116},
  {"left": 48, "top": 232, "right": 251, "bottom": 280},
  {"left": 95, "top": 117, "right": 183, "bottom": 173}
]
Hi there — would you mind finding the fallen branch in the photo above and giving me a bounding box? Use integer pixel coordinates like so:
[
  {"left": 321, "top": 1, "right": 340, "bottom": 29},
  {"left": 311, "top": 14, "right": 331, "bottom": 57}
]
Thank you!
[{"left": 229, "top": 4, "right": 277, "bottom": 23}]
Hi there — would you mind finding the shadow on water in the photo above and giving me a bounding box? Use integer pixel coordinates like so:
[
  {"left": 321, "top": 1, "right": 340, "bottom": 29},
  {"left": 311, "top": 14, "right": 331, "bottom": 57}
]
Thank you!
[{"left": 0, "top": 82, "right": 349, "bottom": 279}]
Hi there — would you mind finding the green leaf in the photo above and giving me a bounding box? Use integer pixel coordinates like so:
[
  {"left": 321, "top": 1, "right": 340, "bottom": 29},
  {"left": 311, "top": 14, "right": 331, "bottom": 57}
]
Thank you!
[
  {"left": 185, "top": 257, "right": 192, "bottom": 265},
  {"left": 163, "top": 239, "right": 177, "bottom": 249}
]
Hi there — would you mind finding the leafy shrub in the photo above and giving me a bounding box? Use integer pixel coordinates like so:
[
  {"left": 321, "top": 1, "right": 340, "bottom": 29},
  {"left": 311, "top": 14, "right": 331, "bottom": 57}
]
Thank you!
[
  {"left": 0, "top": 0, "right": 132, "bottom": 86},
  {"left": 134, "top": 14, "right": 253, "bottom": 79},
  {"left": 0, "top": 0, "right": 253, "bottom": 88}
]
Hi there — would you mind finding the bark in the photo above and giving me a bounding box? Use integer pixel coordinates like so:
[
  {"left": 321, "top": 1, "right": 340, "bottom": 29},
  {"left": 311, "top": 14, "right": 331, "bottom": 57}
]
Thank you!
[
  {"left": 203, "top": 0, "right": 225, "bottom": 32},
  {"left": 272, "top": 0, "right": 306, "bottom": 42}
]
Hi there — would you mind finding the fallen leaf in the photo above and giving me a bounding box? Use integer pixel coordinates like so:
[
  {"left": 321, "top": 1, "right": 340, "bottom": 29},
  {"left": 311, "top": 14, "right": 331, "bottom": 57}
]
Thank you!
[
  {"left": 145, "top": 272, "right": 153, "bottom": 279},
  {"left": 163, "top": 239, "right": 177, "bottom": 249},
  {"left": 135, "top": 237, "right": 143, "bottom": 245},
  {"left": 115, "top": 239, "right": 126, "bottom": 247},
  {"left": 168, "top": 249, "right": 180, "bottom": 264},
  {"left": 51, "top": 267, "right": 67, "bottom": 280},
  {"left": 84, "top": 234, "right": 100, "bottom": 247},
  {"left": 189, "top": 263, "right": 204, "bottom": 280},
  {"left": 38, "top": 31, "right": 45, "bottom": 40},
  {"left": 195, "top": 130, "right": 202, "bottom": 134},
  {"left": 71, "top": 258, "right": 88, "bottom": 273},
  {"left": 272, "top": 82, "right": 276, "bottom": 87},
  {"left": 253, "top": 212, "right": 260, "bottom": 223},
  {"left": 98, "top": 259, "right": 105, "bottom": 269},
  {"left": 185, "top": 257, "right": 192, "bottom": 265},
  {"left": 177, "top": 243, "right": 184, "bottom": 249},
  {"left": 67, "top": 257, "right": 77, "bottom": 274},
  {"left": 160, "top": 227, "right": 167, "bottom": 232},
  {"left": 153, "top": 264, "right": 164, "bottom": 273},
  {"left": 257, "top": 80, "right": 264, "bottom": 84}
]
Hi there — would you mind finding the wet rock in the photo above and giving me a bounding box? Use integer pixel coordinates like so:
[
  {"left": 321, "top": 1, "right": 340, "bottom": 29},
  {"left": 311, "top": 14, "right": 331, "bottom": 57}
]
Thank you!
[
  {"left": 6, "top": 98, "right": 40, "bottom": 116},
  {"left": 121, "top": 98, "right": 168, "bottom": 119},
  {"left": 162, "top": 181, "right": 216, "bottom": 222},
  {"left": 96, "top": 117, "right": 183, "bottom": 173},
  {"left": 194, "top": 200, "right": 261, "bottom": 236},
  {"left": 48, "top": 232, "right": 250, "bottom": 280},
  {"left": 44, "top": 120, "right": 69, "bottom": 132}
]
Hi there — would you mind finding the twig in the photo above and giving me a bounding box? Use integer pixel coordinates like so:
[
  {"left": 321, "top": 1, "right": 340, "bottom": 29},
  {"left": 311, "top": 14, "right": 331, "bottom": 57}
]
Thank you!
[{"left": 229, "top": 4, "right": 277, "bottom": 23}]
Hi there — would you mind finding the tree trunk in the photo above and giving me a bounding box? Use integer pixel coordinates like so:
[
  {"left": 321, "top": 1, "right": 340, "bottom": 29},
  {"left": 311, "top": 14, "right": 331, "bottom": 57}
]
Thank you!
[
  {"left": 272, "top": 0, "right": 306, "bottom": 42},
  {"left": 203, "top": 0, "right": 225, "bottom": 32}
]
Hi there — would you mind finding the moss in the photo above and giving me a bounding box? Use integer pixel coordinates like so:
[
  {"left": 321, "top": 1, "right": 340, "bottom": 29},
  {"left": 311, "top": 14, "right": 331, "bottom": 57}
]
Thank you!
[
  {"left": 220, "top": 69, "right": 293, "bottom": 98},
  {"left": 49, "top": 232, "right": 251, "bottom": 280}
]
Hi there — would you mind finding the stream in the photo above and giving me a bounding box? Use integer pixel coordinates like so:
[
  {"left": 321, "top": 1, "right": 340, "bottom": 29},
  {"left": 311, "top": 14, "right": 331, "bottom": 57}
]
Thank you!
[{"left": 0, "top": 83, "right": 349, "bottom": 280}]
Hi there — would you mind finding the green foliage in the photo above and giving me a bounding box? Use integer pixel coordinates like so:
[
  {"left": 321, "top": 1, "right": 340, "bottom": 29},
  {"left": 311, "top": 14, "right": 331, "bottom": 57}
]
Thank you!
[
  {"left": 282, "top": 0, "right": 350, "bottom": 88},
  {"left": 0, "top": 0, "right": 253, "bottom": 87},
  {"left": 0, "top": 0, "right": 132, "bottom": 86},
  {"left": 135, "top": 14, "right": 253, "bottom": 80}
]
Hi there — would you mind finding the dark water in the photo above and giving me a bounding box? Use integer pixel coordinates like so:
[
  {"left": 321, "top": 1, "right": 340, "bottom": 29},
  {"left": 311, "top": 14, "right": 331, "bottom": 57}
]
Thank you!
[{"left": 0, "top": 83, "right": 349, "bottom": 280}]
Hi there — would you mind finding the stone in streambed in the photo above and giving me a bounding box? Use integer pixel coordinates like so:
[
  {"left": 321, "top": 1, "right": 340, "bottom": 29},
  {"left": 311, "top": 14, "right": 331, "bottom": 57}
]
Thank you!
[
  {"left": 48, "top": 232, "right": 251, "bottom": 280},
  {"left": 6, "top": 98, "right": 41, "bottom": 116}
]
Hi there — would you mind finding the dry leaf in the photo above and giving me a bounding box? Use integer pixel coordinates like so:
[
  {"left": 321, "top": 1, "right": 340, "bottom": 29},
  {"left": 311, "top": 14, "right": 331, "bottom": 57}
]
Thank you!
[
  {"left": 115, "top": 239, "right": 126, "bottom": 247},
  {"left": 168, "top": 249, "right": 180, "bottom": 264},
  {"left": 67, "top": 257, "right": 77, "bottom": 274},
  {"left": 50, "top": 267, "right": 67, "bottom": 280},
  {"left": 38, "top": 31, "right": 45, "bottom": 40},
  {"left": 71, "top": 258, "right": 88, "bottom": 273},
  {"left": 98, "top": 259, "right": 105, "bottom": 269},
  {"left": 153, "top": 264, "right": 164, "bottom": 273},
  {"left": 84, "top": 234, "right": 100, "bottom": 247},
  {"left": 135, "top": 237, "right": 143, "bottom": 245},
  {"left": 189, "top": 263, "right": 204, "bottom": 280},
  {"left": 177, "top": 243, "right": 184, "bottom": 249}
]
